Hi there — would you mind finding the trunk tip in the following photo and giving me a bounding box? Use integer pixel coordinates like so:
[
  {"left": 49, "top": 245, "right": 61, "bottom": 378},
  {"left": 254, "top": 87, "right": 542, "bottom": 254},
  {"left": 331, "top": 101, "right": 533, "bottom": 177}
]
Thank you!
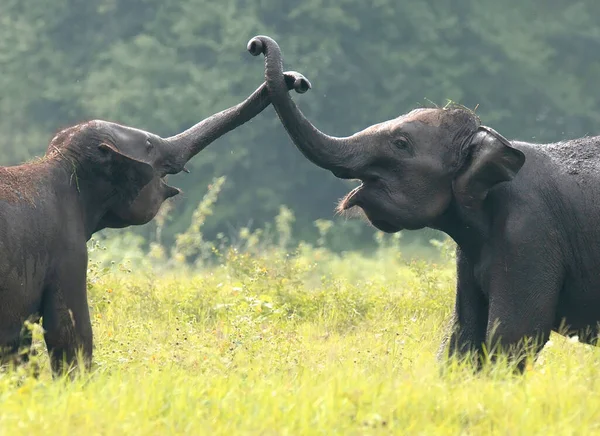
[
  {"left": 294, "top": 76, "right": 311, "bottom": 94},
  {"left": 284, "top": 71, "right": 312, "bottom": 94},
  {"left": 247, "top": 37, "right": 264, "bottom": 56}
]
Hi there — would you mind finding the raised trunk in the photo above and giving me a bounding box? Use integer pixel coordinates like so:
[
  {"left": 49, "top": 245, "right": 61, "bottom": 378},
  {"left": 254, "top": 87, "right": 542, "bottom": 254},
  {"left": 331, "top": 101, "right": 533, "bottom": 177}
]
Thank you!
[
  {"left": 161, "top": 71, "right": 311, "bottom": 175},
  {"left": 247, "top": 36, "right": 362, "bottom": 178}
]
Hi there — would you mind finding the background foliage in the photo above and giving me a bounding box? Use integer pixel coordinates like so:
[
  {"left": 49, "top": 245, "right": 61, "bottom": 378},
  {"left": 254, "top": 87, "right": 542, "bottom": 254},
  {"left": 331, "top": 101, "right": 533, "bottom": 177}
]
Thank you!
[{"left": 2, "top": 0, "right": 600, "bottom": 247}]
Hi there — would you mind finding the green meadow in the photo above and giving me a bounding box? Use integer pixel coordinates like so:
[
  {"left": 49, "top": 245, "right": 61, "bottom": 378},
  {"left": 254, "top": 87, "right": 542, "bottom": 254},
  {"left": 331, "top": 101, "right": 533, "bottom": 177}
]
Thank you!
[{"left": 1, "top": 199, "right": 600, "bottom": 435}]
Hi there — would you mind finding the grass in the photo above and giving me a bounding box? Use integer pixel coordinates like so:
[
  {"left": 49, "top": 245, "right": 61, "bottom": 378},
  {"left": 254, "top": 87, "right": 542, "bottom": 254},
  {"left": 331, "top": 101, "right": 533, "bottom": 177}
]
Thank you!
[{"left": 1, "top": 242, "right": 600, "bottom": 435}]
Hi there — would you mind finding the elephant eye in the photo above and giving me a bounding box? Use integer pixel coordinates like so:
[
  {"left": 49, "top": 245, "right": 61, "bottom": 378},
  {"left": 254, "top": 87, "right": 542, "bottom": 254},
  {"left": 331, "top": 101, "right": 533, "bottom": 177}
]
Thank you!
[
  {"left": 146, "top": 138, "right": 153, "bottom": 150},
  {"left": 392, "top": 137, "right": 410, "bottom": 150}
]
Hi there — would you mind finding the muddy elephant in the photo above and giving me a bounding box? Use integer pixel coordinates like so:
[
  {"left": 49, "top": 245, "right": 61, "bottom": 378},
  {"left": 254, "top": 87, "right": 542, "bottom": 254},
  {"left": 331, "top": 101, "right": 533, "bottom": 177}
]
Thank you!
[
  {"left": 0, "top": 70, "right": 311, "bottom": 375},
  {"left": 248, "top": 35, "right": 600, "bottom": 370}
]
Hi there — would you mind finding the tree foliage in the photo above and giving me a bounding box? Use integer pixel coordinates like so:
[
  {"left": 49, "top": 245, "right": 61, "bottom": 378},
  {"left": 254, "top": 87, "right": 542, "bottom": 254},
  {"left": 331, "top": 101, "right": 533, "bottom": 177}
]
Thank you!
[{"left": 1, "top": 0, "right": 600, "bottom": 247}]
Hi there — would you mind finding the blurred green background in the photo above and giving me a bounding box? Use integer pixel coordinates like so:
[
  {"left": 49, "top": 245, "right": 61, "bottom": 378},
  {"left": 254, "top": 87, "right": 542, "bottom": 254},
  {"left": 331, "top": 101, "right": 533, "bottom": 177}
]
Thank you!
[{"left": 1, "top": 0, "right": 599, "bottom": 250}]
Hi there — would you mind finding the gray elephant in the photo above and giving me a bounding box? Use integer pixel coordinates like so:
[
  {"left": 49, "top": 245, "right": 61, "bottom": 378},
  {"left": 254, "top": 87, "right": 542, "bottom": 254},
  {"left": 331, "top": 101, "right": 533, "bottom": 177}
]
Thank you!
[
  {"left": 0, "top": 70, "right": 311, "bottom": 375},
  {"left": 249, "top": 35, "right": 600, "bottom": 370}
]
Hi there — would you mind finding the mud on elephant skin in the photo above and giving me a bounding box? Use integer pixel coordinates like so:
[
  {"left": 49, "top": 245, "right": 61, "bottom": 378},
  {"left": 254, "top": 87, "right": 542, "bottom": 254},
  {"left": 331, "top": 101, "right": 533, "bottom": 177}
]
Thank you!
[
  {"left": 249, "top": 35, "right": 600, "bottom": 371},
  {"left": 0, "top": 70, "right": 311, "bottom": 376}
]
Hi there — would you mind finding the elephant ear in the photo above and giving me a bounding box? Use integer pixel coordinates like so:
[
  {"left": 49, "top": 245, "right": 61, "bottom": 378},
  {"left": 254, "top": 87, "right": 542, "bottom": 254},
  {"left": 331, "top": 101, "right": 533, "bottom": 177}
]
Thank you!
[
  {"left": 453, "top": 126, "right": 525, "bottom": 209},
  {"left": 98, "top": 142, "right": 155, "bottom": 201}
]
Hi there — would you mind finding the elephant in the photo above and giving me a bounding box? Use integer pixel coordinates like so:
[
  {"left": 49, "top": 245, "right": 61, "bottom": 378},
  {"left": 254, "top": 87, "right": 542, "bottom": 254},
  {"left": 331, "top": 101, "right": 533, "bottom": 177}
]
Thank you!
[
  {"left": 248, "top": 35, "right": 600, "bottom": 370},
  {"left": 0, "top": 70, "right": 311, "bottom": 375}
]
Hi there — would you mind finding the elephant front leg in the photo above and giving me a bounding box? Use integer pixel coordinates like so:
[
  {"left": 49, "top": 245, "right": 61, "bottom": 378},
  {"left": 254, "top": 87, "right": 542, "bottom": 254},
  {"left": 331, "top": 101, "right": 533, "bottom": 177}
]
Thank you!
[
  {"left": 485, "top": 298, "right": 555, "bottom": 372},
  {"left": 439, "top": 249, "right": 488, "bottom": 366},
  {"left": 42, "top": 265, "right": 92, "bottom": 376},
  {"left": 483, "top": 251, "right": 562, "bottom": 372},
  {"left": 484, "top": 307, "right": 553, "bottom": 372},
  {"left": 17, "top": 315, "right": 43, "bottom": 377}
]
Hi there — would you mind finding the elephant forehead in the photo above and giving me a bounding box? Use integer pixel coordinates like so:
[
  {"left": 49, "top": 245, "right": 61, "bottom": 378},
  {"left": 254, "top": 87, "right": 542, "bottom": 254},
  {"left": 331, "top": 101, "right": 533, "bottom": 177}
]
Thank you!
[
  {"left": 359, "top": 122, "right": 392, "bottom": 136},
  {"left": 95, "top": 121, "right": 151, "bottom": 139},
  {"left": 401, "top": 108, "right": 444, "bottom": 126},
  {"left": 354, "top": 109, "right": 445, "bottom": 138}
]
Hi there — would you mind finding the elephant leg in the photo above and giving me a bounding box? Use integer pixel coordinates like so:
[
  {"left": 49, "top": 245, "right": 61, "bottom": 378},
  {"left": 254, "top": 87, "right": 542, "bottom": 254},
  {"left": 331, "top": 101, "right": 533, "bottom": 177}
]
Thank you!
[
  {"left": 17, "top": 315, "right": 43, "bottom": 377},
  {"left": 0, "top": 331, "right": 23, "bottom": 369},
  {"left": 485, "top": 306, "right": 553, "bottom": 372},
  {"left": 483, "top": 251, "right": 562, "bottom": 372},
  {"left": 18, "top": 324, "right": 33, "bottom": 362},
  {"left": 439, "top": 247, "right": 488, "bottom": 367},
  {"left": 0, "top": 314, "right": 40, "bottom": 371},
  {"left": 42, "top": 265, "right": 92, "bottom": 377}
]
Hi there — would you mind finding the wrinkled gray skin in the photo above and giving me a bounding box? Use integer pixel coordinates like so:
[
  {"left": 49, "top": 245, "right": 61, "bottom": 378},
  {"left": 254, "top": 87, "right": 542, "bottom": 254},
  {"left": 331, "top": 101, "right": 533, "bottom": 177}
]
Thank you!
[
  {"left": 249, "top": 35, "right": 600, "bottom": 370},
  {"left": 0, "top": 71, "right": 311, "bottom": 376}
]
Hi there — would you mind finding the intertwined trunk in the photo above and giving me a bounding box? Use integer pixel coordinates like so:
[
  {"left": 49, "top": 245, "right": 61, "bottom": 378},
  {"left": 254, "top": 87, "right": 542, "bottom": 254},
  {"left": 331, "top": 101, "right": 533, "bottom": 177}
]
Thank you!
[
  {"left": 247, "top": 35, "right": 363, "bottom": 178},
  {"left": 161, "top": 71, "right": 311, "bottom": 175}
]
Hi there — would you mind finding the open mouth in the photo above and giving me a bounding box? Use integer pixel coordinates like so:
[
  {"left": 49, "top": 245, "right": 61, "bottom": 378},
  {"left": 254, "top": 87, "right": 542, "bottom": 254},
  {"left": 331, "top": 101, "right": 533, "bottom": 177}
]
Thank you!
[
  {"left": 337, "top": 182, "right": 403, "bottom": 234},
  {"left": 339, "top": 182, "right": 364, "bottom": 210},
  {"left": 160, "top": 175, "right": 182, "bottom": 197}
]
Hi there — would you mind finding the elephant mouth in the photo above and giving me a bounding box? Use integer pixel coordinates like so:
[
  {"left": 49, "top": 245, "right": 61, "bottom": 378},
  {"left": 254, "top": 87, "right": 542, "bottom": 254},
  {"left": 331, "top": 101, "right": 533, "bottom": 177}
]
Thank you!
[
  {"left": 160, "top": 176, "right": 182, "bottom": 198},
  {"left": 337, "top": 182, "right": 403, "bottom": 233},
  {"left": 158, "top": 158, "right": 191, "bottom": 195},
  {"left": 339, "top": 182, "right": 364, "bottom": 211}
]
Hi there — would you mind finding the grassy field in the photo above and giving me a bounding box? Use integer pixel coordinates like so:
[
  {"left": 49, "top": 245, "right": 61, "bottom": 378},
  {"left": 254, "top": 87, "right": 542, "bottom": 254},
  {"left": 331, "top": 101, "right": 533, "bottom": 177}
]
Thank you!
[{"left": 1, "top": 239, "right": 600, "bottom": 435}]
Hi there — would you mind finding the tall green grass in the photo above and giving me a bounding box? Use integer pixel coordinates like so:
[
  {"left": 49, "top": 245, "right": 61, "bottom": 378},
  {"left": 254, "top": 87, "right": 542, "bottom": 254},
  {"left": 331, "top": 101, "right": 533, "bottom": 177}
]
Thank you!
[
  {"left": 2, "top": 242, "right": 600, "bottom": 434},
  {"left": 1, "top": 182, "right": 600, "bottom": 434}
]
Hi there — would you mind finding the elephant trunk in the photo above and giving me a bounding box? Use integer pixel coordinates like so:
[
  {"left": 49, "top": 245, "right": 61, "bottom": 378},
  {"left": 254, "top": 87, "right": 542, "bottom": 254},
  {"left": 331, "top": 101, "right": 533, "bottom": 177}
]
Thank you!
[
  {"left": 161, "top": 71, "right": 312, "bottom": 175},
  {"left": 247, "top": 35, "right": 362, "bottom": 178}
]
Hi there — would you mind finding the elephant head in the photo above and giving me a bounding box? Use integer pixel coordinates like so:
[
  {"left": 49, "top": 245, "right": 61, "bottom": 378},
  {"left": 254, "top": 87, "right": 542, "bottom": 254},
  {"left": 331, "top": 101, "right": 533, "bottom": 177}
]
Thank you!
[
  {"left": 46, "top": 70, "right": 311, "bottom": 233},
  {"left": 248, "top": 36, "right": 525, "bottom": 233}
]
